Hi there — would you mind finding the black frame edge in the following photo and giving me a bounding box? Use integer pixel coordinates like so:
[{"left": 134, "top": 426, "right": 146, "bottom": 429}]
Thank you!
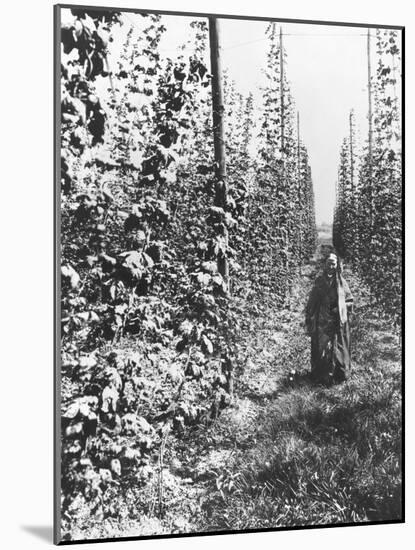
[
  {"left": 400, "top": 24, "right": 405, "bottom": 525},
  {"left": 54, "top": 3, "right": 62, "bottom": 546},
  {"left": 55, "top": 3, "right": 404, "bottom": 30}
]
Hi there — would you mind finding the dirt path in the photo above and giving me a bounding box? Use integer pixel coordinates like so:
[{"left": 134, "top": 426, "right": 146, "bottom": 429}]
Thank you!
[{"left": 168, "top": 237, "right": 400, "bottom": 532}]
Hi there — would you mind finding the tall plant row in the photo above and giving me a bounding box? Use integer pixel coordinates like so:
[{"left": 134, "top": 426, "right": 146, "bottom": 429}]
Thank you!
[
  {"left": 245, "top": 22, "right": 317, "bottom": 305},
  {"left": 59, "top": 10, "right": 317, "bottom": 536},
  {"left": 333, "top": 29, "right": 402, "bottom": 325}
]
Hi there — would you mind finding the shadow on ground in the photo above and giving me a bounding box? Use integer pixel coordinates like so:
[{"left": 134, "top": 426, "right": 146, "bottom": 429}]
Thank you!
[{"left": 21, "top": 525, "right": 53, "bottom": 543}]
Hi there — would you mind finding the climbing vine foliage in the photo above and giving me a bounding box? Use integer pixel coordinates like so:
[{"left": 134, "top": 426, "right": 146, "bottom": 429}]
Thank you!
[
  {"left": 59, "top": 9, "right": 317, "bottom": 538},
  {"left": 333, "top": 29, "right": 402, "bottom": 326}
]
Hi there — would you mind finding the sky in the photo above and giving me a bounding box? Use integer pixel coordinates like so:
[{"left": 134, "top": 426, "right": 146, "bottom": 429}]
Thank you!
[{"left": 63, "top": 10, "right": 402, "bottom": 225}]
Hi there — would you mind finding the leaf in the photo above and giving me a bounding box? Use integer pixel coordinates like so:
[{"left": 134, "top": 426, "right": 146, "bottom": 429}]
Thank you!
[
  {"left": 201, "top": 261, "right": 217, "bottom": 273},
  {"left": 61, "top": 265, "right": 80, "bottom": 289},
  {"left": 105, "top": 366, "right": 123, "bottom": 390},
  {"left": 121, "top": 413, "right": 138, "bottom": 434},
  {"left": 191, "top": 364, "right": 201, "bottom": 376},
  {"left": 135, "top": 230, "right": 147, "bottom": 243},
  {"left": 179, "top": 319, "right": 193, "bottom": 336},
  {"left": 124, "top": 447, "right": 140, "bottom": 461},
  {"left": 109, "top": 284, "right": 117, "bottom": 300},
  {"left": 111, "top": 459, "right": 122, "bottom": 476},
  {"left": 202, "top": 334, "right": 213, "bottom": 354},
  {"left": 79, "top": 403, "right": 91, "bottom": 417},
  {"left": 67, "top": 441, "right": 83, "bottom": 454},
  {"left": 65, "top": 422, "right": 83, "bottom": 438},
  {"left": 217, "top": 373, "right": 227, "bottom": 385},
  {"left": 79, "top": 458, "right": 93, "bottom": 469},
  {"left": 101, "top": 386, "right": 119, "bottom": 413},
  {"left": 100, "top": 254, "right": 117, "bottom": 268},
  {"left": 63, "top": 401, "right": 80, "bottom": 419},
  {"left": 99, "top": 468, "right": 113, "bottom": 484},
  {"left": 212, "top": 274, "right": 224, "bottom": 287},
  {"left": 117, "top": 251, "right": 144, "bottom": 279},
  {"left": 168, "top": 364, "right": 183, "bottom": 383},
  {"left": 197, "top": 272, "right": 211, "bottom": 286},
  {"left": 78, "top": 354, "right": 97, "bottom": 369},
  {"left": 126, "top": 352, "right": 141, "bottom": 369},
  {"left": 142, "top": 252, "right": 154, "bottom": 268},
  {"left": 136, "top": 416, "right": 152, "bottom": 433},
  {"left": 76, "top": 312, "right": 90, "bottom": 322},
  {"left": 89, "top": 311, "right": 100, "bottom": 323},
  {"left": 114, "top": 304, "right": 127, "bottom": 315},
  {"left": 86, "top": 255, "right": 98, "bottom": 267}
]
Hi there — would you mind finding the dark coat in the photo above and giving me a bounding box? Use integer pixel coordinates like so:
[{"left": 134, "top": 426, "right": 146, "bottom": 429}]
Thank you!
[{"left": 305, "top": 272, "right": 353, "bottom": 383}]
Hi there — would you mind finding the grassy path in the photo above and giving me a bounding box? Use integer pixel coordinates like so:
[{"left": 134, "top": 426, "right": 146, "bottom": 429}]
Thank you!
[
  {"left": 158, "top": 234, "right": 402, "bottom": 534},
  {"left": 91, "top": 235, "right": 402, "bottom": 538}
]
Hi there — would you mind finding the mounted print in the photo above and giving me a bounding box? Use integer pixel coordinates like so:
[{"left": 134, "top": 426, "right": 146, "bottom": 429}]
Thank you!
[{"left": 54, "top": 3, "right": 404, "bottom": 544}]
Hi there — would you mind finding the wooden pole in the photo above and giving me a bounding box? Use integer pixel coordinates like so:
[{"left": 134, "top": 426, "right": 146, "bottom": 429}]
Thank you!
[
  {"left": 349, "top": 110, "right": 355, "bottom": 198},
  {"left": 297, "top": 112, "right": 301, "bottom": 180},
  {"left": 297, "top": 111, "right": 302, "bottom": 273},
  {"left": 279, "top": 26, "right": 289, "bottom": 281},
  {"left": 349, "top": 110, "right": 356, "bottom": 258},
  {"left": 209, "top": 17, "right": 233, "bottom": 397},
  {"left": 367, "top": 28, "right": 373, "bottom": 233},
  {"left": 209, "top": 17, "right": 229, "bottom": 291},
  {"left": 280, "top": 26, "right": 285, "bottom": 159}
]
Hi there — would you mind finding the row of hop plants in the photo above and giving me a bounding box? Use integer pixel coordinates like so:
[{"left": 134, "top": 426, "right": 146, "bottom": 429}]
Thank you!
[
  {"left": 59, "top": 8, "right": 317, "bottom": 538},
  {"left": 333, "top": 29, "right": 402, "bottom": 326},
  {"left": 238, "top": 22, "right": 317, "bottom": 308}
]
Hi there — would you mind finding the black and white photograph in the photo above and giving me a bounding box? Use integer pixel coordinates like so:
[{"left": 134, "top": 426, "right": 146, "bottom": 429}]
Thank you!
[{"left": 55, "top": 3, "right": 403, "bottom": 544}]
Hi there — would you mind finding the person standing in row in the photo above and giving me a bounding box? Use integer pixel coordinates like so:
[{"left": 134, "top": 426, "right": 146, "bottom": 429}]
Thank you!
[{"left": 305, "top": 252, "right": 354, "bottom": 385}]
